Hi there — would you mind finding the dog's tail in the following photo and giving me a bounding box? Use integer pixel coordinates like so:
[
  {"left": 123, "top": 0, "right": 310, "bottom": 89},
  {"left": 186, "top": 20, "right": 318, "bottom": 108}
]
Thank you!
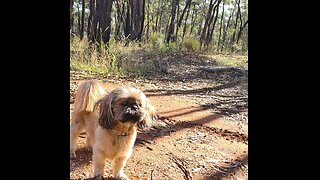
[{"left": 73, "top": 80, "right": 107, "bottom": 113}]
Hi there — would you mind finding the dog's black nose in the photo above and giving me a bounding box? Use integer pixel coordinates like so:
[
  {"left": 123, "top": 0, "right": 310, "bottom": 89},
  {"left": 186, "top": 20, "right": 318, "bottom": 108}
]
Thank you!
[{"left": 132, "top": 105, "right": 138, "bottom": 111}]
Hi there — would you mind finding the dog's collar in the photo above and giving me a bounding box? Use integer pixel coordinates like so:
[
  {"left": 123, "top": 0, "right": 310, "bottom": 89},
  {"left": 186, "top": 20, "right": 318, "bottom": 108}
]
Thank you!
[
  {"left": 112, "top": 129, "right": 131, "bottom": 137},
  {"left": 112, "top": 123, "right": 134, "bottom": 137},
  {"left": 117, "top": 131, "right": 130, "bottom": 137}
]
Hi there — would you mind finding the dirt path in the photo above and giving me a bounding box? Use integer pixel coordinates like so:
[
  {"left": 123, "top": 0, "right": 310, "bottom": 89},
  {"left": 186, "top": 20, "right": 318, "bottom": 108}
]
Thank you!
[{"left": 70, "top": 53, "right": 248, "bottom": 180}]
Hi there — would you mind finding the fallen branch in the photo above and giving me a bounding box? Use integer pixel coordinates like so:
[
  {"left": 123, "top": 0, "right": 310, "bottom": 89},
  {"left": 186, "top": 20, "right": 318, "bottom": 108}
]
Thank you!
[
  {"left": 167, "top": 153, "right": 193, "bottom": 180},
  {"left": 150, "top": 169, "right": 154, "bottom": 180},
  {"left": 212, "top": 165, "right": 227, "bottom": 174}
]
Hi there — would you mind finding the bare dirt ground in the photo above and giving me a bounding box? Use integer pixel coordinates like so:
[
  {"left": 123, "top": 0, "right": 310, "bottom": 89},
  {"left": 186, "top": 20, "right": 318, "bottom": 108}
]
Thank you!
[{"left": 70, "top": 53, "right": 248, "bottom": 180}]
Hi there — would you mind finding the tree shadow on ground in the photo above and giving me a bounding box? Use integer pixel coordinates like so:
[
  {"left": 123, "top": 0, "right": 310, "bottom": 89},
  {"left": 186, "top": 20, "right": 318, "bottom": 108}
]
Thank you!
[
  {"left": 137, "top": 112, "right": 248, "bottom": 146},
  {"left": 145, "top": 81, "right": 242, "bottom": 97},
  {"left": 204, "top": 154, "right": 248, "bottom": 180}
]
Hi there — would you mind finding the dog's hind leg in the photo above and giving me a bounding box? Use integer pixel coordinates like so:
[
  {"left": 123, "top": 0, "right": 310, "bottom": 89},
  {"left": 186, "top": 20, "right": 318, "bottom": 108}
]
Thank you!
[
  {"left": 70, "top": 113, "right": 86, "bottom": 159},
  {"left": 84, "top": 119, "right": 94, "bottom": 149}
]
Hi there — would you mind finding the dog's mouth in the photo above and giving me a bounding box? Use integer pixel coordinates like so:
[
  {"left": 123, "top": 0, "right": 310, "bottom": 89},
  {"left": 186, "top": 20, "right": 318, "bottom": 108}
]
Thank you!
[
  {"left": 118, "top": 103, "right": 145, "bottom": 123},
  {"left": 122, "top": 113, "right": 141, "bottom": 122},
  {"left": 120, "top": 109, "right": 143, "bottom": 123}
]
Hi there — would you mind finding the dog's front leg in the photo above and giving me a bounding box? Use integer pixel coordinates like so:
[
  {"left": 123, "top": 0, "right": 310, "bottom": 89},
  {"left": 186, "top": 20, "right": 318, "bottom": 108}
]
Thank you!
[
  {"left": 112, "top": 157, "right": 129, "bottom": 180},
  {"left": 93, "top": 148, "right": 107, "bottom": 179}
]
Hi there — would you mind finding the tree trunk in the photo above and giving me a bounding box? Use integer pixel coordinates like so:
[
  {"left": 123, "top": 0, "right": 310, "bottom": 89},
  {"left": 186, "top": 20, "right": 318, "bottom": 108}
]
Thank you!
[
  {"left": 77, "top": 0, "right": 81, "bottom": 36},
  {"left": 236, "top": 19, "right": 248, "bottom": 43},
  {"left": 92, "top": 0, "right": 101, "bottom": 44},
  {"left": 154, "top": 0, "right": 161, "bottom": 32},
  {"left": 114, "top": 0, "right": 125, "bottom": 40},
  {"left": 189, "top": 3, "right": 197, "bottom": 35},
  {"left": 158, "top": 2, "right": 164, "bottom": 33},
  {"left": 217, "top": 0, "right": 224, "bottom": 49},
  {"left": 146, "top": 0, "right": 150, "bottom": 39},
  {"left": 101, "top": 0, "right": 113, "bottom": 44},
  {"left": 80, "top": 0, "right": 85, "bottom": 40},
  {"left": 177, "top": 0, "right": 192, "bottom": 39},
  {"left": 89, "top": 0, "right": 113, "bottom": 46},
  {"left": 182, "top": 2, "right": 192, "bottom": 38},
  {"left": 200, "top": 0, "right": 216, "bottom": 47},
  {"left": 124, "top": 0, "right": 131, "bottom": 38},
  {"left": 231, "top": 0, "right": 241, "bottom": 51},
  {"left": 174, "top": 0, "right": 180, "bottom": 41},
  {"left": 205, "top": 0, "right": 221, "bottom": 47},
  {"left": 177, "top": 0, "right": 192, "bottom": 28},
  {"left": 129, "top": 0, "right": 145, "bottom": 41},
  {"left": 70, "top": 0, "right": 74, "bottom": 33},
  {"left": 87, "top": 0, "right": 94, "bottom": 39},
  {"left": 221, "top": 1, "right": 236, "bottom": 52},
  {"left": 166, "top": 0, "right": 178, "bottom": 43}
]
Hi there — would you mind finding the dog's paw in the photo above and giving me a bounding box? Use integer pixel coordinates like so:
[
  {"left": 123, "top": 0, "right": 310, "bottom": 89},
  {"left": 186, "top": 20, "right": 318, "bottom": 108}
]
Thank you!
[
  {"left": 70, "top": 152, "right": 76, "bottom": 160},
  {"left": 114, "top": 174, "right": 129, "bottom": 180},
  {"left": 93, "top": 175, "right": 105, "bottom": 180}
]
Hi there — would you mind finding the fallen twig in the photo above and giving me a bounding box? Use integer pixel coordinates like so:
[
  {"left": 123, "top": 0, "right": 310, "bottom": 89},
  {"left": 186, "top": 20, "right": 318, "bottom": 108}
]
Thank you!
[
  {"left": 166, "top": 153, "right": 193, "bottom": 180},
  {"left": 212, "top": 165, "right": 227, "bottom": 174},
  {"left": 150, "top": 169, "right": 154, "bottom": 180}
]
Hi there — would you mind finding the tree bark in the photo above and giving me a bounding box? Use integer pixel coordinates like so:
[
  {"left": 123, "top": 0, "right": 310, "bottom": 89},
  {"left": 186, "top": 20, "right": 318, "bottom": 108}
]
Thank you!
[
  {"left": 129, "top": 0, "right": 145, "bottom": 41},
  {"left": 217, "top": 0, "right": 224, "bottom": 49},
  {"left": 174, "top": 0, "right": 180, "bottom": 41},
  {"left": 189, "top": 2, "right": 197, "bottom": 35},
  {"left": 80, "top": 0, "right": 85, "bottom": 40},
  {"left": 87, "top": 0, "right": 94, "bottom": 39},
  {"left": 124, "top": 0, "right": 131, "bottom": 38},
  {"left": 114, "top": 0, "right": 125, "bottom": 40},
  {"left": 182, "top": 2, "right": 192, "bottom": 38},
  {"left": 177, "top": 0, "right": 192, "bottom": 39},
  {"left": 221, "top": 1, "right": 236, "bottom": 52},
  {"left": 205, "top": 0, "right": 221, "bottom": 47},
  {"left": 88, "top": 0, "right": 113, "bottom": 46},
  {"left": 166, "top": 0, "right": 178, "bottom": 43},
  {"left": 200, "top": 0, "right": 216, "bottom": 47},
  {"left": 158, "top": 1, "right": 164, "bottom": 33},
  {"left": 146, "top": 0, "right": 150, "bottom": 39},
  {"left": 231, "top": 0, "right": 241, "bottom": 51},
  {"left": 101, "top": 0, "right": 113, "bottom": 44},
  {"left": 77, "top": 0, "right": 81, "bottom": 36},
  {"left": 70, "top": 0, "right": 74, "bottom": 33},
  {"left": 236, "top": 19, "right": 248, "bottom": 43}
]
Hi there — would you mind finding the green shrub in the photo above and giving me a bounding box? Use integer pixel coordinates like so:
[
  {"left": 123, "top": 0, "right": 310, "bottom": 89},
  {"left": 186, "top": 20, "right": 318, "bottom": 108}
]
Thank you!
[
  {"left": 148, "top": 32, "right": 162, "bottom": 48},
  {"left": 181, "top": 36, "right": 200, "bottom": 52}
]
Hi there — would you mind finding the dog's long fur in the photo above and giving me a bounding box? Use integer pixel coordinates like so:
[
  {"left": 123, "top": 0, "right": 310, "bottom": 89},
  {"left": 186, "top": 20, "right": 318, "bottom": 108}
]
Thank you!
[{"left": 70, "top": 80, "right": 156, "bottom": 180}]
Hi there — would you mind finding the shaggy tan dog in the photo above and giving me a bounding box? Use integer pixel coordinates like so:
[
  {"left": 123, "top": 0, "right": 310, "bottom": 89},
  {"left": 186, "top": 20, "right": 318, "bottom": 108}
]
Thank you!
[{"left": 70, "top": 80, "right": 156, "bottom": 179}]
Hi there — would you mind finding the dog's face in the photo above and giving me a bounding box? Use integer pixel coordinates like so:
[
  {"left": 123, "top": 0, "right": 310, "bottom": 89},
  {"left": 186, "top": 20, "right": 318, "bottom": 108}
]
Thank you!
[{"left": 96, "top": 87, "right": 156, "bottom": 130}]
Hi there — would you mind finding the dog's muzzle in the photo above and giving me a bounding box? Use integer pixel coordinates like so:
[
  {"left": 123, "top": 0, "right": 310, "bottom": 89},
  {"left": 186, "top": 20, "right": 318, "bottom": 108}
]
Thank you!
[{"left": 122, "top": 105, "right": 141, "bottom": 122}]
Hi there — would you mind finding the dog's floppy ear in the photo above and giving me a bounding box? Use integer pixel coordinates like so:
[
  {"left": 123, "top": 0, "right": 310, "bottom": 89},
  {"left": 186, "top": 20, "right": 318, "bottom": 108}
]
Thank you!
[
  {"left": 95, "top": 92, "right": 117, "bottom": 129},
  {"left": 137, "top": 99, "right": 157, "bottom": 130}
]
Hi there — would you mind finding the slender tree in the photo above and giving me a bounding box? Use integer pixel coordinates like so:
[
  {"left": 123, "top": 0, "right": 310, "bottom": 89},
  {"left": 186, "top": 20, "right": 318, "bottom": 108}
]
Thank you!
[
  {"left": 80, "top": 0, "right": 85, "bottom": 40},
  {"left": 167, "top": 0, "right": 178, "bottom": 43},
  {"left": 70, "top": 0, "right": 74, "bottom": 33},
  {"left": 177, "top": 0, "right": 192, "bottom": 38},
  {"left": 200, "top": 0, "right": 216, "bottom": 47},
  {"left": 205, "top": 0, "right": 222, "bottom": 47},
  {"left": 130, "top": 0, "right": 145, "bottom": 41},
  {"left": 189, "top": 2, "right": 197, "bottom": 35},
  {"left": 217, "top": 0, "right": 225, "bottom": 48}
]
